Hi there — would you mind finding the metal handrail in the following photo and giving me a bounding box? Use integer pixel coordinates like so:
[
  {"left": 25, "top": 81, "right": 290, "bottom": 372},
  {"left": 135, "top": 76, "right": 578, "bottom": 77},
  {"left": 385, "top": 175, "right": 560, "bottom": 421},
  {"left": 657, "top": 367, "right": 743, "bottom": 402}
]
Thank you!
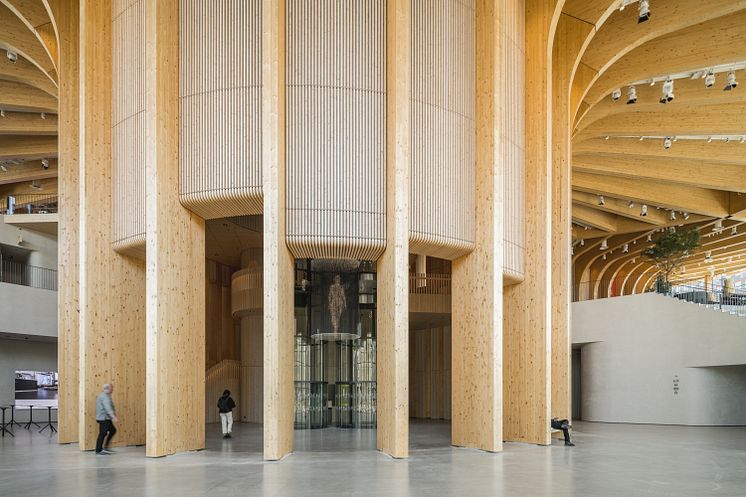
[
  {"left": 409, "top": 273, "right": 451, "bottom": 295},
  {"left": 1, "top": 194, "right": 59, "bottom": 215},
  {"left": 0, "top": 260, "right": 58, "bottom": 291}
]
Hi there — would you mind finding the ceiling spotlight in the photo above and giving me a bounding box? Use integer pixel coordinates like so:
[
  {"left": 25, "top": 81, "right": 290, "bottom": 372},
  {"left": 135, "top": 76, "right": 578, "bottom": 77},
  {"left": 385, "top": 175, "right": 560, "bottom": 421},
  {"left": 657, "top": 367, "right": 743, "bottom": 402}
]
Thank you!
[
  {"left": 638, "top": 0, "right": 651, "bottom": 23},
  {"left": 627, "top": 85, "right": 637, "bottom": 105},
  {"left": 647, "top": 234, "right": 653, "bottom": 242},
  {"left": 619, "top": 0, "right": 633, "bottom": 11},
  {"left": 0, "top": 165, "right": 7, "bottom": 172},
  {"left": 663, "top": 137, "right": 672, "bottom": 149},
  {"left": 670, "top": 211, "right": 676, "bottom": 220},
  {"left": 660, "top": 79, "right": 674, "bottom": 104},
  {"left": 605, "top": 136, "right": 610, "bottom": 140},
  {"left": 41, "top": 159, "right": 49, "bottom": 169},
  {"left": 683, "top": 212, "right": 690, "bottom": 220},
  {"left": 640, "top": 204, "right": 648, "bottom": 217},
  {"left": 580, "top": 239, "right": 585, "bottom": 246},
  {"left": 30, "top": 180, "right": 42, "bottom": 190},
  {"left": 600, "top": 239, "right": 609, "bottom": 250},
  {"left": 632, "top": 258, "right": 637, "bottom": 264},
  {"left": 0, "top": 109, "right": 4, "bottom": 118},
  {"left": 725, "top": 137, "right": 731, "bottom": 143},
  {"left": 603, "top": 253, "right": 607, "bottom": 260},
  {"left": 740, "top": 137, "right": 745, "bottom": 143},
  {"left": 628, "top": 200, "right": 635, "bottom": 208},
  {"left": 40, "top": 112, "right": 46, "bottom": 120},
  {"left": 611, "top": 88, "right": 622, "bottom": 102},
  {"left": 639, "top": 136, "right": 645, "bottom": 141},
  {"left": 724, "top": 71, "right": 738, "bottom": 91},
  {"left": 622, "top": 243, "right": 629, "bottom": 253},
  {"left": 704, "top": 71, "right": 716, "bottom": 88},
  {"left": 6, "top": 51, "right": 17, "bottom": 63},
  {"left": 598, "top": 195, "right": 606, "bottom": 206},
  {"left": 713, "top": 219, "right": 723, "bottom": 232},
  {"left": 732, "top": 226, "right": 738, "bottom": 235},
  {"left": 705, "top": 251, "right": 713, "bottom": 263},
  {"left": 707, "top": 136, "right": 713, "bottom": 143}
]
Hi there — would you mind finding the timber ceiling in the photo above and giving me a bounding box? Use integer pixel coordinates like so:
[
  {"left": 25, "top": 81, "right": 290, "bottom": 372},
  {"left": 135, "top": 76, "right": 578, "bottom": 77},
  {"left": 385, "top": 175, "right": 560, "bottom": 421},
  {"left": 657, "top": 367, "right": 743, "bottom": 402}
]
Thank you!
[{"left": 567, "top": 0, "right": 746, "bottom": 290}]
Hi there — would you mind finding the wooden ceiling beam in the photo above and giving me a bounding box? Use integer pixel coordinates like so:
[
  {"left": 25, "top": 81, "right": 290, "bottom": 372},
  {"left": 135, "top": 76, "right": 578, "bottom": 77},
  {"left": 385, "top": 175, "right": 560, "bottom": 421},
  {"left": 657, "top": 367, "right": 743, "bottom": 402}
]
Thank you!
[
  {"left": 573, "top": 171, "right": 730, "bottom": 217},
  {"left": 0, "top": 110, "right": 57, "bottom": 134},
  {"left": 573, "top": 137, "right": 746, "bottom": 165},
  {"left": 572, "top": 153, "right": 746, "bottom": 193},
  {"left": 0, "top": 175, "right": 56, "bottom": 196},
  {"left": 0, "top": 79, "right": 57, "bottom": 112},
  {"left": 0, "top": 48, "right": 56, "bottom": 96},
  {"left": 0, "top": 158, "right": 57, "bottom": 185},
  {"left": 0, "top": 135, "right": 57, "bottom": 160},
  {"left": 572, "top": 202, "right": 619, "bottom": 232},
  {"left": 573, "top": 190, "right": 668, "bottom": 225},
  {"left": 1, "top": 0, "right": 58, "bottom": 73},
  {"left": 730, "top": 193, "right": 746, "bottom": 221},
  {"left": 0, "top": 3, "right": 56, "bottom": 80}
]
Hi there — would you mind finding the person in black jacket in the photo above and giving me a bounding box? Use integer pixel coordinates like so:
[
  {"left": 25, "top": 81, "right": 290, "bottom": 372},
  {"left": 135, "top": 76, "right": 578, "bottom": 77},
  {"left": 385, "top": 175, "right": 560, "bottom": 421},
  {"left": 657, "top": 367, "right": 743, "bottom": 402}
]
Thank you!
[
  {"left": 218, "top": 390, "right": 236, "bottom": 439},
  {"left": 551, "top": 417, "right": 574, "bottom": 446}
]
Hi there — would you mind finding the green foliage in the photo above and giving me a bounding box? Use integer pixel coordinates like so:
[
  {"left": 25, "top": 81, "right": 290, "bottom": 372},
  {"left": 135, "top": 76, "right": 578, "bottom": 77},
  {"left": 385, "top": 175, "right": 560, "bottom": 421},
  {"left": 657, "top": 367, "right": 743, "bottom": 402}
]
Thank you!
[{"left": 642, "top": 228, "right": 700, "bottom": 285}]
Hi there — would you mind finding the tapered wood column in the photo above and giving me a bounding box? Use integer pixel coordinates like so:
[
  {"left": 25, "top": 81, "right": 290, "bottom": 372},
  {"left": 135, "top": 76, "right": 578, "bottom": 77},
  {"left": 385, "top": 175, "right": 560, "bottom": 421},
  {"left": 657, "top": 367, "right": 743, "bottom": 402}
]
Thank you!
[
  {"left": 261, "top": 0, "right": 294, "bottom": 461},
  {"left": 376, "top": 0, "right": 411, "bottom": 459},
  {"left": 502, "top": 0, "right": 559, "bottom": 445},
  {"left": 144, "top": 0, "right": 206, "bottom": 457},
  {"left": 56, "top": 0, "right": 80, "bottom": 445},
  {"left": 450, "top": 0, "right": 504, "bottom": 453},
  {"left": 78, "top": 0, "right": 146, "bottom": 451},
  {"left": 550, "top": 14, "right": 591, "bottom": 427}
]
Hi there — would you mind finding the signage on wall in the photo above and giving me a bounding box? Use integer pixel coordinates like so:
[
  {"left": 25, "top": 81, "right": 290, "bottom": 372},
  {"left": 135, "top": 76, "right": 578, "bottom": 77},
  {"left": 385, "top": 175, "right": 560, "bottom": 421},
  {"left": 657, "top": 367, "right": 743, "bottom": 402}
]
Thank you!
[{"left": 672, "top": 375, "right": 680, "bottom": 395}]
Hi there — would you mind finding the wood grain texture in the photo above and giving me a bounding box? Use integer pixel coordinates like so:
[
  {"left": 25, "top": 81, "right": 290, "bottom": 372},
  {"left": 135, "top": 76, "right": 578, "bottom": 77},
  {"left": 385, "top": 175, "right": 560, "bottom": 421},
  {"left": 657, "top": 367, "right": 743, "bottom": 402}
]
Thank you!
[
  {"left": 450, "top": 0, "right": 507, "bottom": 453},
  {"left": 376, "top": 0, "right": 410, "bottom": 459},
  {"left": 285, "top": 0, "right": 386, "bottom": 261},
  {"left": 111, "top": 0, "right": 146, "bottom": 257},
  {"left": 261, "top": 0, "right": 294, "bottom": 461},
  {"left": 144, "top": 0, "right": 206, "bottom": 457},
  {"left": 410, "top": 327, "right": 451, "bottom": 420},
  {"left": 410, "top": 0, "right": 475, "bottom": 260},
  {"left": 179, "top": 0, "right": 263, "bottom": 219},
  {"left": 502, "top": 0, "right": 553, "bottom": 446},
  {"left": 78, "top": 0, "right": 146, "bottom": 451},
  {"left": 56, "top": 0, "right": 79, "bottom": 445}
]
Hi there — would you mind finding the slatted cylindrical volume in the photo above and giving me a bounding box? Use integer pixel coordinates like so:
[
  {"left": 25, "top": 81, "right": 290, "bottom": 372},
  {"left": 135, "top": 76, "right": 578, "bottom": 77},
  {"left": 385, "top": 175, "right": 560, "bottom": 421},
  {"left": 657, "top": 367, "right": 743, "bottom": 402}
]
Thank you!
[
  {"left": 502, "top": 6, "right": 525, "bottom": 283},
  {"left": 410, "top": 0, "right": 476, "bottom": 260},
  {"left": 179, "top": 0, "right": 263, "bottom": 219},
  {"left": 112, "top": 0, "right": 146, "bottom": 257},
  {"left": 285, "top": 0, "right": 387, "bottom": 261}
]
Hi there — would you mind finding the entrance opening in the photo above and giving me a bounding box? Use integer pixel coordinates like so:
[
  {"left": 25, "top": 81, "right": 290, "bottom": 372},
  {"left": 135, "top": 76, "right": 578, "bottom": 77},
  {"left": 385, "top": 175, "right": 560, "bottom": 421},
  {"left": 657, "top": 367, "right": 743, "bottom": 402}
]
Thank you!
[
  {"left": 572, "top": 347, "right": 582, "bottom": 420},
  {"left": 293, "top": 259, "right": 377, "bottom": 430}
]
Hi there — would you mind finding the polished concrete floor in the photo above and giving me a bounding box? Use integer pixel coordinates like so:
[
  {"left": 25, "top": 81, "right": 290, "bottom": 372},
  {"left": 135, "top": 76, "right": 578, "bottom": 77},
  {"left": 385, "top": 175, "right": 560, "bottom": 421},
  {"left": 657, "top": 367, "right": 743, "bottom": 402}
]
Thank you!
[{"left": 1, "top": 420, "right": 744, "bottom": 497}]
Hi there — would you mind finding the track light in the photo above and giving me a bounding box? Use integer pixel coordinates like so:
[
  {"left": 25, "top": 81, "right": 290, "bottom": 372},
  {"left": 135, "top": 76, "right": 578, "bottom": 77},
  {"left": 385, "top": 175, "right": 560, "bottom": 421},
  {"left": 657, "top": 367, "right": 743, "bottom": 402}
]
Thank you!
[
  {"left": 6, "top": 51, "right": 17, "bottom": 63},
  {"left": 663, "top": 137, "right": 672, "bottom": 149},
  {"left": 704, "top": 71, "right": 716, "bottom": 88},
  {"left": 627, "top": 85, "right": 637, "bottom": 105},
  {"left": 41, "top": 159, "right": 49, "bottom": 169},
  {"left": 30, "top": 180, "right": 42, "bottom": 190},
  {"left": 670, "top": 211, "right": 676, "bottom": 220},
  {"left": 603, "top": 253, "right": 607, "bottom": 260},
  {"left": 724, "top": 71, "right": 738, "bottom": 91},
  {"left": 0, "top": 165, "right": 7, "bottom": 172},
  {"left": 40, "top": 112, "right": 46, "bottom": 120},
  {"left": 605, "top": 136, "right": 610, "bottom": 140},
  {"left": 638, "top": 0, "right": 651, "bottom": 23},
  {"left": 580, "top": 239, "right": 585, "bottom": 246},
  {"left": 0, "top": 109, "right": 4, "bottom": 118},
  {"left": 660, "top": 79, "right": 674, "bottom": 104},
  {"left": 598, "top": 195, "right": 605, "bottom": 206},
  {"left": 707, "top": 136, "right": 713, "bottom": 143},
  {"left": 611, "top": 88, "right": 622, "bottom": 102},
  {"left": 732, "top": 226, "right": 738, "bottom": 235},
  {"left": 600, "top": 240, "right": 608, "bottom": 250},
  {"left": 622, "top": 243, "right": 629, "bottom": 253},
  {"left": 713, "top": 219, "right": 723, "bottom": 232},
  {"left": 647, "top": 234, "right": 653, "bottom": 242},
  {"left": 640, "top": 204, "right": 648, "bottom": 217},
  {"left": 683, "top": 212, "right": 689, "bottom": 220},
  {"left": 627, "top": 200, "right": 634, "bottom": 208}
]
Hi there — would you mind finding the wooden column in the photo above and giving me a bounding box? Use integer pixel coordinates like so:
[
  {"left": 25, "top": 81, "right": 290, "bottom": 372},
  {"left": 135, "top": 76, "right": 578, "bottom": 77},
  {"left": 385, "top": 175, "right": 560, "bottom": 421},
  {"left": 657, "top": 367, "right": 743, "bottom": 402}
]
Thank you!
[
  {"left": 144, "top": 0, "right": 206, "bottom": 457},
  {"left": 261, "top": 0, "right": 294, "bottom": 461},
  {"left": 78, "top": 0, "right": 146, "bottom": 451},
  {"left": 550, "top": 13, "right": 592, "bottom": 429},
  {"left": 56, "top": 0, "right": 80, "bottom": 445},
  {"left": 502, "top": 0, "right": 558, "bottom": 445},
  {"left": 450, "top": 0, "right": 504, "bottom": 452},
  {"left": 377, "top": 0, "right": 410, "bottom": 459}
]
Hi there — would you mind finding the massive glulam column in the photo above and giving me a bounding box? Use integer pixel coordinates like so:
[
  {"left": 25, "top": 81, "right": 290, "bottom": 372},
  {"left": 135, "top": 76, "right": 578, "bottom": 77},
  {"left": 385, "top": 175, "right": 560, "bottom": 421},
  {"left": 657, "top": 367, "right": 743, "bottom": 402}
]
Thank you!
[
  {"left": 377, "top": 0, "right": 411, "bottom": 459},
  {"left": 450, "top": 0, "right": 505, "bottom": 453},
  {"left": 78, "top": 0, "right": 146, "bottom": 450},
  {"left": 144, "top": 0, "right": 206, "bottom": 457},
  {"left": 56, "top": 0, "right": 80, "bottom": 445},
  {"left": 261, "top": 0, "right": 294, "bottom": 461}
]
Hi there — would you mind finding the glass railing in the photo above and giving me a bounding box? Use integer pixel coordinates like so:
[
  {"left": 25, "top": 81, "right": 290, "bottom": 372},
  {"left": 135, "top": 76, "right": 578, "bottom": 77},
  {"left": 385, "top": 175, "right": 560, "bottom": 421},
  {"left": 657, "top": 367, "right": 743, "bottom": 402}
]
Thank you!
[
  {"left": 1, "top": 194, "right": 58, "bottom": 215},
  {"left": 0, "top": 260, "right": 58, "bottom": 291},
  {"left": 664, "top": 281, "right": 746, "bottom": 318}
]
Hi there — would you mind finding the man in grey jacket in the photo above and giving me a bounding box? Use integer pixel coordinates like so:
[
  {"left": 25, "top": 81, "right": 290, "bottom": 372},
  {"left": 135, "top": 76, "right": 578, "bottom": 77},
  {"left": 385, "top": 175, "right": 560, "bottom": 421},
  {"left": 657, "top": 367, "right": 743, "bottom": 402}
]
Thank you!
[{"left": 95, "top": 383, "right": 120, "bottom": 455}]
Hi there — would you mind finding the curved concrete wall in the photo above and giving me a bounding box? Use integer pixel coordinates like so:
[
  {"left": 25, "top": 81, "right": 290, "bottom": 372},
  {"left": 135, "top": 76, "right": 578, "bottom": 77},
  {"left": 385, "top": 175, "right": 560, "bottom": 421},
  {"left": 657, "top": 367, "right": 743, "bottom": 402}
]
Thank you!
[
  {"left": 179, "top": 0, "right": 263, "bottom": 219},
  {"left": 410, "top": 0, "right": 476, "bottom": 260},
  {"left": 285, "top": 0, "right": 386, "bottom": 261},
  {"left": 112, "top": 0, "right": 146, "bottom": 256}
]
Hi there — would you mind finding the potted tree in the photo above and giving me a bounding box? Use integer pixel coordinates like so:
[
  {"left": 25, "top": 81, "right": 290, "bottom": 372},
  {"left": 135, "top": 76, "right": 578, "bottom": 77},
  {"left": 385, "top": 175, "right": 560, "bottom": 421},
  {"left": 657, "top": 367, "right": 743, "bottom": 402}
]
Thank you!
[{"left": 642, "top": 228, "right": 700, "bottom": 295}]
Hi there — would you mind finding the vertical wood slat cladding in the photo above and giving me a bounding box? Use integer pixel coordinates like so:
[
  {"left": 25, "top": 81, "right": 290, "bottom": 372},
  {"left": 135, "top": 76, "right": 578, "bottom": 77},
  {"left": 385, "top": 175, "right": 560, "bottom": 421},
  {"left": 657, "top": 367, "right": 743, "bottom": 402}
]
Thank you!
[
  {"left": 112, "top": 0, "right": 146, "bottom": 257},
  {"left": 285, "top": 0, "right": 386, "bottom": 261},
  {"left": 410, "top": 0, "right": 475, "bottom": 260},
  {"left": 502, "top": 0, "right": 525, "bottom": 283},
  {"left": 179, "top": 0, "right": 263, "bottom": 219}
]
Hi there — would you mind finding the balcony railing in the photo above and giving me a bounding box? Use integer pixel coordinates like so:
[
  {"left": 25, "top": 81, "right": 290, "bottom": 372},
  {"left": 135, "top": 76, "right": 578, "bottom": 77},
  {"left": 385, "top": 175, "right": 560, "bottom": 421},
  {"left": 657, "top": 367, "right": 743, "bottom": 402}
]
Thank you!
[
  {"left": 1, "top": 194, "right": 59, "bottom": 215},
  {"left": 409, "top": 273, "right": 451, "bottom": 294},
  {"left": 665, "top": 281, "right": 746, "bottom": 318},
  {"left": 0, "top": 260, "right": 58, "bottom": 291}
]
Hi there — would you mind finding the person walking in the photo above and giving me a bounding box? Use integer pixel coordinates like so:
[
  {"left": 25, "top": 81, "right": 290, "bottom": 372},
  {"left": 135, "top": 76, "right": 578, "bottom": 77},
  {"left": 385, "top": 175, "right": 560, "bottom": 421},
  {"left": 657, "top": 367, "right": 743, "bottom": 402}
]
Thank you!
[
  {"left": 95, "top": 384, "right": 120, "bottom": 455},
  {"left": 218, "top": 389, "right": 236, "bottom": 439},
  {"left": 551, "top": 417, "right": 575, "bottom": 446}
]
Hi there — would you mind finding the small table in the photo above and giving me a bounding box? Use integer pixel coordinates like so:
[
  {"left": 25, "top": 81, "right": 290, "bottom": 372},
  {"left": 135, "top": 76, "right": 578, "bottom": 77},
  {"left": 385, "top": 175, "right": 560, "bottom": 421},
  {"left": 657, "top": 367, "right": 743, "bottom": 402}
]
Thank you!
[
  {"left": 23, "top": 405, "right": 41, "bottom": 430},
  {"left": 39, "top": 406, "right": 57, "bottom": 434},
  {"left": 0, "top": 406, "right": 14, "bottom": 437}
]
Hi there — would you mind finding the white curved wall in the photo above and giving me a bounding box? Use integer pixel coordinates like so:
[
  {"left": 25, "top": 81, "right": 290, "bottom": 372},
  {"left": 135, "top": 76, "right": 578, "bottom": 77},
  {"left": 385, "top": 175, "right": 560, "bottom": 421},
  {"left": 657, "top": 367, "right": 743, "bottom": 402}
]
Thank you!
[{"left": 285, "top": 0, "right": 386, "bottom": 261}]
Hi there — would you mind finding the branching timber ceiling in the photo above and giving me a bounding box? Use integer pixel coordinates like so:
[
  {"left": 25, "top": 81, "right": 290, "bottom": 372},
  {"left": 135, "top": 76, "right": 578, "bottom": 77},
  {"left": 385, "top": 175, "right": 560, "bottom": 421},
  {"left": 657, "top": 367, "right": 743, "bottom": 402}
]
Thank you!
[{"left": 568, "top": 0, "right": 746, "bottom": 290}]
